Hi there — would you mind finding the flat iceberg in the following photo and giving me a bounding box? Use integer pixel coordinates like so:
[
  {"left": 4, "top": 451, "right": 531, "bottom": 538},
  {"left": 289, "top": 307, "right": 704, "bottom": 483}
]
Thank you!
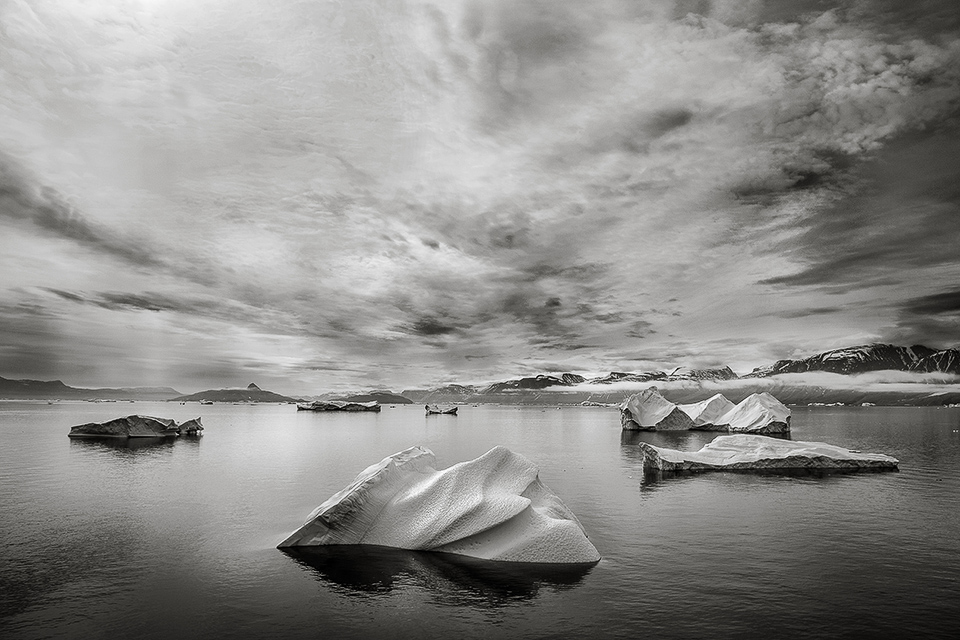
[
  {"left": 638, "top": 434, "right": 899, "bottom": 473},
  {"left": 278, "top": 445, "right": 600, "bottom": 564},
  {"left": 619, "top": 387, "right": 693, "bottom": 431},
  {"left": 714, "top": 392, "right": 791, "bottom": 434}
]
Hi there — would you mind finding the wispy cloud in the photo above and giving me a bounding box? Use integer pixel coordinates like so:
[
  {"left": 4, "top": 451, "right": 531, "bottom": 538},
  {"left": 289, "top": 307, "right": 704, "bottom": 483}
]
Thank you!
[
  {"left": 1, "top": 156, "right": 168, "bottom": 270},
  {"left": 2, "top": 0, "right": 959, "bottom": 392}
]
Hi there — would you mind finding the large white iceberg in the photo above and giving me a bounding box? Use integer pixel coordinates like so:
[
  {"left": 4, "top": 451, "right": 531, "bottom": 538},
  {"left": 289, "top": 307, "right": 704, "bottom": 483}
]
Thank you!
[
  {"left": 678, "top": 393, "right": 737, "bottom": 429},
  {"left": 278, "top": 445, "right": 600, "bottom": 564},
  {"left": 714, "top": 392, "right": 791, "bottom": 434},
  {"left": 619, "top": 387, "right": 693, "bottom": 431},
  {"left": 638, "top": 434, "right": 899, "bottom": 473}
]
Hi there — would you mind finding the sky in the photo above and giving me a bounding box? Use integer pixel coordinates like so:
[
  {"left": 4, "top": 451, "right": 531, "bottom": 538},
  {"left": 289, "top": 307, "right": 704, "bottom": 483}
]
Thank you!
[{"left": 2, "top": 0, "right": 960, "bottom": 394}]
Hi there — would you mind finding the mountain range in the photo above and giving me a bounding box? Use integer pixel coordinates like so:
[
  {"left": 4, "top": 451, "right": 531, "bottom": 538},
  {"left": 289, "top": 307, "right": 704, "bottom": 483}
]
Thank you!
[
  {"left": 2, "top": 343, "right": 958, "bottom": 403},
  {"left": 0, "top": 376, "right": 180, "bottom": 400},
  {"left": 744, "top": 344, "right": 959, "bottom": 377}
]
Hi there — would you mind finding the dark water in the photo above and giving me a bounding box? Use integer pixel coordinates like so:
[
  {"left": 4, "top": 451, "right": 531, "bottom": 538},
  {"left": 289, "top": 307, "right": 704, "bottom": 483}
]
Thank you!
[{"left": 1, "top": 402, "right": 959, "bottom": 639}]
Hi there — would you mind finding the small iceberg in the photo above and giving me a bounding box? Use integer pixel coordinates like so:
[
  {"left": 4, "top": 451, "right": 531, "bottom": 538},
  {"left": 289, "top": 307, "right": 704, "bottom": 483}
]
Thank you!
[
  {"left": 68, "top": 415, "right": 203, "bottom": 438},
  {"left": 637, "top": 434, "right": 899, "bottom": 473},
  {"left": 620, "top": 390, "right": 790, "bottom": 434},
  {"left": 297, "top": 400, "right": 381, "bottom": 412},
  {"left": 713, "top": 392, "right": 791, "bottom": 434},
  {"left": 278, "top": 445, "right": 600, "bottom": 564},
  {"left": 425, "top": 404, "right": 458, "bottom": 415},
  {"left": 678, "top": 393, "right": 737, "bottom": 429},
  {"left": 619, "top": 387, "right": 693, "bottom": 430}
]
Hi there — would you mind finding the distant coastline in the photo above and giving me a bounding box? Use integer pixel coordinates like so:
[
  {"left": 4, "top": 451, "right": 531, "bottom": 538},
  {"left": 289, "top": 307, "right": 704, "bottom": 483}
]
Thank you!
[{"left": 4, "top": 343, "right": 958, "bottom": 406}]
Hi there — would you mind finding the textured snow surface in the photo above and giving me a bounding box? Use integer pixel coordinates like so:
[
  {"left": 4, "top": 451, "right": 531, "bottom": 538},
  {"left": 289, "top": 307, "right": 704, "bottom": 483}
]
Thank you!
[
  {"left": 715, "top": 392, "right": 791, "bottom": 434},
  {"left": 678, "top": 393, "right": 737, "bottom": 427},
  {"left": 621, "top": 390, "right": 789, "bottom": 433},
  {"left": 278, "top": 446, "right": 600, "bottom": 564},
  {"left": 619, "top": 387, "right": 693, "bottom": 430},
  {"left": 639, "top": 434, "right": 899, "bottom": 472}
]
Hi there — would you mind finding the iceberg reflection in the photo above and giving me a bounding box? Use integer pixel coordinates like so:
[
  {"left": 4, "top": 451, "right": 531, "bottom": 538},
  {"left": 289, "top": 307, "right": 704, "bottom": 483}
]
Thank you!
[
  {"left": 68, "top": 434, "right": 201, "bottom": 453},
  {"left": 281, "top": 545, "right": 595, "bottom": 607}
]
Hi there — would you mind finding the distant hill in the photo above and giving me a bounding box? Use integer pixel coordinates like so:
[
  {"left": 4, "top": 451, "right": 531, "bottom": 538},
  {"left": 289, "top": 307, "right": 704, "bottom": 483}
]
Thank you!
[
  {"left": 172, "top": 383, "right": 295, "bottom": 403},
  {"left": 0, "top": 376, "right": 180, "bottom": 400}
]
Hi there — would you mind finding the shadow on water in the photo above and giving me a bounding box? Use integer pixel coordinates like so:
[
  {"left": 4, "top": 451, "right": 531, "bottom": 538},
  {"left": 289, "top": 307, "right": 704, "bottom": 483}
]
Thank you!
[{"left": 281, "top": 546, "right": 595, "bottom": 608}]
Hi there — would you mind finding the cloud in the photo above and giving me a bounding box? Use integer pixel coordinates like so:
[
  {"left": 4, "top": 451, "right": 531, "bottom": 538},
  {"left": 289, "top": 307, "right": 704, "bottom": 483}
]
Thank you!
[
  {"left": 883, "top": 287, "right": 960, "bottom": 347},
  {"left": 757, "top": 126, "right": 960, "bottom": 296},
  {"left": 0, "top": 156, "right": 168, "bottom": 270},
  {"left": 772, "top": 307, "right": 843, "bottom": 319},
  {"left": 2, "top": 0, "right": 960, "bottom": 391},
  {"left": 900, "top": 289, "right": 960, "bottom": 315}
]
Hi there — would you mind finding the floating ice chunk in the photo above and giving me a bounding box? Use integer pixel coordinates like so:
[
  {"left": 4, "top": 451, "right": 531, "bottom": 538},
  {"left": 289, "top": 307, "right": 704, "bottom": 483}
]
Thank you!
[
  {"left": 278, "top": 446, "right": 600, "bottom": 564},
  {"left": 296, "top": 400, "right": 381, "bottom": 412},
  {"left": 678, "top": 393, "right": 737, "bottom": 429},
  {"left": 68, "top": 415, "right": 183, "bottom": 438},
  {"left": 715, "top": 392, "right": 791, "bottom": 434},
  {"left": 638, "top": 434, "right": 899, "bottom": 473},
  {"left": 619, "top": 387, "right": 693, "bottom": 431}
]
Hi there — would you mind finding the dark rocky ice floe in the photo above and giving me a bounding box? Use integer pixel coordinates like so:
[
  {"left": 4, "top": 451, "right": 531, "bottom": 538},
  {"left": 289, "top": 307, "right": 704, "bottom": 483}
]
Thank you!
[
  {"left": 296, "top": 400, "right": 381, "bottom": 412},
  {"left": 425, "top": 404, "right": 458, "bottom": 415},
  {"left": 68, "top": 415, "right": 203, "bottom": 438}
]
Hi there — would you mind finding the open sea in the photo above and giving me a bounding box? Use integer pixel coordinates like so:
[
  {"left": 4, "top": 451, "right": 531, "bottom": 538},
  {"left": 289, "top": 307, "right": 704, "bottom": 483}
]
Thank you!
[{"left": 1, "top": 401, "right": 959, "bottom": 639}]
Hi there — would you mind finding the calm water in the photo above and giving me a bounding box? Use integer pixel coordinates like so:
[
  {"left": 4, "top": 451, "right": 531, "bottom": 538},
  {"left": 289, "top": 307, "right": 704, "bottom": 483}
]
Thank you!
[{"left": 1, "top": 402, "right": 959, "bottom": 639}]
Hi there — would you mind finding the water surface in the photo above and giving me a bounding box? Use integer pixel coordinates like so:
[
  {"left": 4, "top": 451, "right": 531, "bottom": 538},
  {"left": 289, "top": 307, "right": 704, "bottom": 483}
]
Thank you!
[{"left": 1, "top": 402, "right": 958, "bottom": 638}]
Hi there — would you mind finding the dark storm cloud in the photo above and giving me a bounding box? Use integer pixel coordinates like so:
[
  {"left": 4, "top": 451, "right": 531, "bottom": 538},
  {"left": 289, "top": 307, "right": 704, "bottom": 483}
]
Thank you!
[
  {"left": 569, "top": 107, "right": 697, "bottom": 157},
  {"left": 0, "top": 301, "right": 65, "bottom": 379},
  {"left": 626, "top": 320, "right": 655, "bottom": 338},
  {"left": 410, "top": 316, "right": 461, "bottom": 336},
  {"left": 772, "top": 307, "right": 842, "bottom": 319},
  {"left": 886, "top": 287, "right": 960, "bottom": 347},
  {"left": 851, "top": 0, "right": 960, "bottom": 38},
  {"left": 759, "top": 126, "right": 960, "bottom": 290},
  {"left": 41, "top": 287, "right": 306, "bottom": 337},
  {"left": 885, "top": 315, "right": 960, "bottom": 348},
  {"left": 45, "top": 288, "right": 193, "bottom": 314},
  {"left": 902, "top": 289, "right": 960, "bottom": 315},
  {"left": 0, "top": 156, "right": 168, "bottom": 270},
  {"left": 728, "top": 150, "right": 856, "bottom": 205}
]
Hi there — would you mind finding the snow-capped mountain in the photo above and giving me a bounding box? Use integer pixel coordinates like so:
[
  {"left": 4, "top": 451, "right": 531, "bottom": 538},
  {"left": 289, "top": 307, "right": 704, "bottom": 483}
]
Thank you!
[{"left": 746, "top": 344, "right": 942, "bottom": 377}]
